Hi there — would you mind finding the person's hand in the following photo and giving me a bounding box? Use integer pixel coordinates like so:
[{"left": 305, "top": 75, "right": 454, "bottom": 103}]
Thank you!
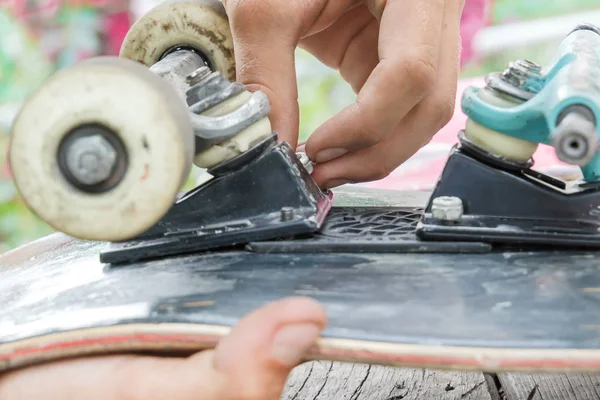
[
  {"left": 222, "top": 0, "right": 465, "bottom": 188},
  {"left": 0, "top": 297, "right": 327, "bottom": 399}
]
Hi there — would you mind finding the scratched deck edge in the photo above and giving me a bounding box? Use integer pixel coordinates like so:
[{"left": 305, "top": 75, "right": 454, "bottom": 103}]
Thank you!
[{"left": 3, "top": 324, "right": 600, "bottom": 374}]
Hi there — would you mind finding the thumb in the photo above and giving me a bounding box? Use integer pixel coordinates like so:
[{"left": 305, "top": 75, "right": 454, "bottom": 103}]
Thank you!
[
  {"left": 223, "top": 0, "right": 302, "bottom": 147},
  {"left": 211, "top": 297, "right": 327, "bottom": 398},
  {"left": 0, "top": 298, "right": 326, "bottom": 400}
]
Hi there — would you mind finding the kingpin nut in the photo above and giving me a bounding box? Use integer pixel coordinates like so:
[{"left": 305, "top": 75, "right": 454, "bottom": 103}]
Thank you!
[{"left": 501, "top": 59, "right": 542, "bottom": 90}]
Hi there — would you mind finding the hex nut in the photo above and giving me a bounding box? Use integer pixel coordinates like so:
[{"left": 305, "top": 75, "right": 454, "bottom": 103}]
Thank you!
[
  {"left": 296, "top": 152, "right": 314, "bottom": 174},
  {"left": 431, "top": 196, "right": 464, "bottom": 221},
  {"left": 64, "top": 134, "right": 117, "bottom": 186}
]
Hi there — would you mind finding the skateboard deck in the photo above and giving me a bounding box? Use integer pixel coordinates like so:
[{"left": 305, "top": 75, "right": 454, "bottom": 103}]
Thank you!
[{"left": 2, "top": 187, "right": 600, "bottom": 374}]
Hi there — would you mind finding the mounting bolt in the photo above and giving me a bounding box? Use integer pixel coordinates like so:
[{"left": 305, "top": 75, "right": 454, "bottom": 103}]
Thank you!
[
  {"left": 296, "top": 152, "right": 314, "bottom": 174},
  {"left": 186, "top": 66, "right": 211, "bottom": 86},
  {"left": 281, "top": 207, "right": 295, "bottom": 222},
  {"left": 431, "top": 196, "right": 463, "bottom": 221}
]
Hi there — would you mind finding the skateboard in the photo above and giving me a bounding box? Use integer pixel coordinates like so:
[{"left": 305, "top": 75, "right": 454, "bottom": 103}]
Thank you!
[
  {"left": 4, "top": 186, "right": 600, "bottom": 375},
  {"left": 4, "top": 0, "right": 600, "bottom": 375}
]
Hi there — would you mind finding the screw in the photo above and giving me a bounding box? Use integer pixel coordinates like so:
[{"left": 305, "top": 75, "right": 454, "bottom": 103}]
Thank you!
[
  {"left": 186, "top": 66, "right": 211, "bottom": 86},
  {"left": 431, "top": 196, "right": 463, "bottom": 221},
  {"left": 296, "top": 152, "right": 314, "bottom": 174},
  {"left": 64, "top": 134, "right": 117, "bottom": 186},
  {"left": 281, "top": 207, "right": 295, "bottom": 222}
]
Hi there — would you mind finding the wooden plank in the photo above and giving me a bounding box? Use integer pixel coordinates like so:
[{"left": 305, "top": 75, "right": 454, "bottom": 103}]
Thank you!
[
  {"left": 282, "top": 362, "right": 494, "bottom": 400},
  {"left": 485, "top": 374, "right": 504, "bottom": 400},
  {"left": 498, "top": 373, "right": 600, "bottom": 400}
]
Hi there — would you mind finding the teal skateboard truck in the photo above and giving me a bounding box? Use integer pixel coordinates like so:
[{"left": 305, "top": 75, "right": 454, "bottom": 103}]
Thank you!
[
  {"left": 462, "top": 23, "right": 600, "bottom": 179},
  {"left": 418, "top": 23, "right": 600, "bottom": 248}
]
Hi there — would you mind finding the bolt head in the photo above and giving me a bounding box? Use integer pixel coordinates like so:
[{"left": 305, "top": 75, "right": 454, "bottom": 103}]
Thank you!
[
  {"left": 280, "top": 207, "right": 295, "bottom": 221},
  {"left": 296, "top": 152, "right": 314, "bottom": 174},
  {"left": 501, "top": 59, "right": 542, "bottom": 90},
  {"left": 64, "top": 134, "right": 117, "bottom": 186},
  {"left": 431, "top": 196, "right": 463, "bottom": 221}
]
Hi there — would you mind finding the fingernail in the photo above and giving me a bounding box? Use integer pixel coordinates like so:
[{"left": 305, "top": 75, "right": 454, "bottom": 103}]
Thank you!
[
  {"left": 271, "top": 323, "right": 321, "bottom": 367},
  {"left": 323, "top": 179, "right": 352, "bottom": 189},
  {"left": 297, "top": 144, "right": 306, "bottom": 152},
  {"left": 314, "top": 148, "right": 347, "bottom": 164}
]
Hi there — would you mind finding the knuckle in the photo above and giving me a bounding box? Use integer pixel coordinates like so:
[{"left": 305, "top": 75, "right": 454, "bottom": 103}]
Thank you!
[
  {"left": 397, "top": 48, "right": 438, "bottom": 93},
  {"left": 226, "top": 0, "right": 305, "bottom": 34},
  {"left": 356, "top": 129, "right": 384, "bottom": 149},
  {"left": 370, "top": 162, "right": 396, "bottom": 182},
  {"left": 355, "top": 100, "right": 388, "bottom": 148},
  {"left": 429, "top": 94, "right": 456, "bottom": 128},
  {"left": 226, "top": 0, "right": 274, "bottom": 31}
]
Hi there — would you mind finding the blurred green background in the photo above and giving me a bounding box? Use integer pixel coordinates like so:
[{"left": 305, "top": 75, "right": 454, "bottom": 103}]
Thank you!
[{"left": 1, "top": 0, "right": 600, "bottom": 253}]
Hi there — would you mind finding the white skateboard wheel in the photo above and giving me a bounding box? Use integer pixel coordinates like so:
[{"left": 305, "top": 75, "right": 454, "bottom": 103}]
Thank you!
[
  {"left": 120, "top": 0, "right": 235, "bottom": 81},
  {"left": 464, "top": 87, "right": 538, "bottom": 162},
  {"left": 9, "top": 56, "right": 194, "bottom": 242}
]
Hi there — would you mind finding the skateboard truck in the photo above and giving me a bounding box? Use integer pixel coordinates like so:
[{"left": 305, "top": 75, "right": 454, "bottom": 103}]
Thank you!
[
  {"left": 99, "top": 138, "right": 332, "bottom": 264},
  {"left": 97, "top": 50, "right": 333, "bottom": 264},
  {"left": 417, "top": 23, "right": 600, "bottom": 248},
  {"left": 8, "top": 0, "right": 333, "bottom": 264}
]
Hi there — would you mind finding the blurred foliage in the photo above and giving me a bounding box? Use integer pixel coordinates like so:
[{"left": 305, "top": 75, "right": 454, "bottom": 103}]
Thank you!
[
  {"left": 0, "top": 135, "right": 54, "bottom": 254},
  {"left": 492, "top": 0, "right": 600, "bottom": 23},
  {"left": 1, "top": 1, "right": 600, "bottom": 253}
]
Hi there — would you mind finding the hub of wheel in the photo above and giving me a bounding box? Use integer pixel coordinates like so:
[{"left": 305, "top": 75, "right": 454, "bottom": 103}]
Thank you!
[{"left": 57, "top": 124, "right": 128, "bottom": 193}]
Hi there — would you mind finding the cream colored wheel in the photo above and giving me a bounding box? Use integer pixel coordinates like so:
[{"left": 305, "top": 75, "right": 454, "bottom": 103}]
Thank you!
[
  {"left": 194, "top": 90, "right": 273, "bottom": 169},
  {"left": 9, "top": 56, "right": 194, "bottom": 242},
  {"left": 120, "top": 0, "right": 235, "bottom": 81},
  {"left": 463, "top": 87, "right": 538, "bottom": 162}
]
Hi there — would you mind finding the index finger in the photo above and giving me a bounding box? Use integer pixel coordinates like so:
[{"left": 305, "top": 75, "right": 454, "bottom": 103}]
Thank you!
[
  {"left": 222, "top": 0, "right": 302, "bottom": 147},
  {"left": 365, "top": 0, "right": 445, "bottom": 131},
  {"left": 306, "top": 0, "right": 445, "bottom": 157}
]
